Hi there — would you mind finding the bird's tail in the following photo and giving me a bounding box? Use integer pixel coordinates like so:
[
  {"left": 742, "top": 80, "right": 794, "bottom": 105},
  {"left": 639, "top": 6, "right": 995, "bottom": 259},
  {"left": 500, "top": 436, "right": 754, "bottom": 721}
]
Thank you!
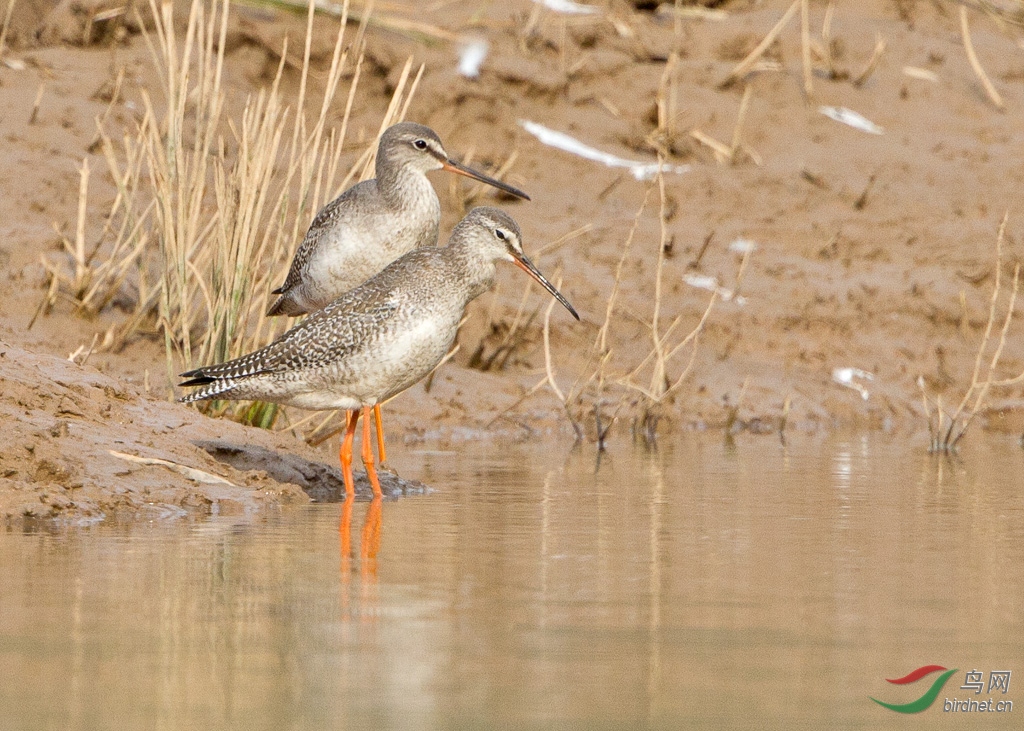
[
  {"left": 266, "top": 291, "right": 307, "bottom": 317},
  {"left": 177, "top": 377, "right": 240, "bottom": 404}
]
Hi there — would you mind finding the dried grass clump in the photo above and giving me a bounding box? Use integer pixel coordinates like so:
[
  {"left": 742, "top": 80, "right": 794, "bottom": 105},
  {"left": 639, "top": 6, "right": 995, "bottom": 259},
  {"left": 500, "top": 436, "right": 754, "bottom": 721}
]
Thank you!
[
  {"left": 607, "top": 165, "right": 746, "bottom": 446},
  {"left": 499, "top": 162, "right": 745, "bottom": 450},
  {"left": 919, "top": 215, "right": 1024, "bottom": 452},
  {"left": 40, "top": 0, "right": 422, "bottom": 432}
]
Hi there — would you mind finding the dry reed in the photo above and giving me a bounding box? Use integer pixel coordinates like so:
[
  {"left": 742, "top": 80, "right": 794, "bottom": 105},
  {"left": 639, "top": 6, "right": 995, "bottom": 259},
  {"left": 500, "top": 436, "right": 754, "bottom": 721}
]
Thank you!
[
  {"left": 800, "top": 0, "right": 812, "bottom": 97},
  {"left": 851, "top": 35, "right": 886, "bottom": 87},
  {"left": 960, "top": 5, "right": 1005, "bottom": 110},
  {"left": 248, "top": 0, "right": 454, "bottom": 43},
  {"left": 919, "top": 215, "right": 1022, "bottom": 452},
  {"left": 718, "top": 0, "right": 800, "bottom": 89},
  {"left": 39, "top": 0, "right": 422, "bottom": 436},
  {"left": 0, "top": 0, "right": 16, "bottom": 62},
  {"left": 507, "top": 164, "right": 743, "bottom": 448},
  {"left": 690, "top": 83, "right": 758, "bottom": 166}
]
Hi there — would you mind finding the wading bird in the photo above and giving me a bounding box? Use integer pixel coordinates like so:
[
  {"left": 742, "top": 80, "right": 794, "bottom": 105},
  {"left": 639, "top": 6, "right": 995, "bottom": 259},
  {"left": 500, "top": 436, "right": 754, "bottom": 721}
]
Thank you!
[
  {"left": 181, "top": 208, "right": 578, "bottom": 497},
  {"left": 268, "top": 123, "right": 530, "bottom": 458}
]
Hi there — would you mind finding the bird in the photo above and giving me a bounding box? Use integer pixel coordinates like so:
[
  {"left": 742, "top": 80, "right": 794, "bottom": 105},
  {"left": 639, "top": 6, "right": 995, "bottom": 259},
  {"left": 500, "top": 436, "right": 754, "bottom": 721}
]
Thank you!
[
  {"left": 267, "top": 123, "right": 530, "bottom": 461},
  {"left": 180, "top": 207, "right": 579, "bottom": 498},
  {"left": 266, "top": 122, "right": 530, "bottom": 319}
]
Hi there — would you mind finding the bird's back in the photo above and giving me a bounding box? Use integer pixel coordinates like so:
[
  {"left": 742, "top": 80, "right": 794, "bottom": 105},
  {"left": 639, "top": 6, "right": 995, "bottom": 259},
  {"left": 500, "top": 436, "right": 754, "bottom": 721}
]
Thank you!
[
  {"left": 269, "top": 173, "right": 441, "bottom": 316},
  {"left": 273, "top": 180, "right": 380, "bottom": 294}
]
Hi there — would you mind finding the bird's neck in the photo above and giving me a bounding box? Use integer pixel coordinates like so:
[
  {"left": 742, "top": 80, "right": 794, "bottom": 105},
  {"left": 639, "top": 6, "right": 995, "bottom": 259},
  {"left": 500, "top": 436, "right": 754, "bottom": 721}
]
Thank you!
[
  {"left": 444, "top": 241, "right": 498, "bottom": 304},
  {"left": 376, "top": 158, "right": 436, "bottom": 211}
]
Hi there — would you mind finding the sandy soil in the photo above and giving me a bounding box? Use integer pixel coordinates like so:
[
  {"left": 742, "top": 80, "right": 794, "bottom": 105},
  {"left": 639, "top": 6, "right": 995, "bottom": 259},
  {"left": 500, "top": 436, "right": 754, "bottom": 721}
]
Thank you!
[{"left": 3, "top": 0, "right": 1024, "bottom": 523}]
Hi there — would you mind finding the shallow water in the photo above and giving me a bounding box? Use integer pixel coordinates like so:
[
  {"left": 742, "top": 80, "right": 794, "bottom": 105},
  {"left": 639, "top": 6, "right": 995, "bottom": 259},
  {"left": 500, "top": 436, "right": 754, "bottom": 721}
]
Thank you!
[{"left": 2, "top": 434, "right": 1022, "bottom": 729}]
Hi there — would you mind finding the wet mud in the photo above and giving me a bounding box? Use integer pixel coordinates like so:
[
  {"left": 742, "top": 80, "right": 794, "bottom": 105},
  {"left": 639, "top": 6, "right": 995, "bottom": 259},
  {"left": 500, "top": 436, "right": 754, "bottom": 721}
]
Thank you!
[{"left": 195, "top": 440, "right": 428, "bottom": 502}]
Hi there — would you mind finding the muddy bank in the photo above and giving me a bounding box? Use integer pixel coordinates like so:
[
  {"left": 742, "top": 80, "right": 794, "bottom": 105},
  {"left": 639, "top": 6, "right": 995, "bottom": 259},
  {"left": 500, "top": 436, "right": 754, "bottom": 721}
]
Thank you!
[{"left": 0, "top": 339, "right": 429, "bottom": 524}]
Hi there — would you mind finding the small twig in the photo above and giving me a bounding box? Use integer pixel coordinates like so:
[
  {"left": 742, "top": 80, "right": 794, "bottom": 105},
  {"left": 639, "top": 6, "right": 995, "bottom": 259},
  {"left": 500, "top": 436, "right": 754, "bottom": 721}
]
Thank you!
[
  {"left": 952, "top": 261, "right": 1019, "bottom": 449},
  {"left": 820, "top": 0, "right": 836, "bottom": 77},
  {"left": 29, "top": 82, "right": 45, "bottom": 124},
  {"left": 597, "top": 187, "right": 651, "bottom": 355},
  {"left": 779, "top": 394, "right": 791, "bottom": 441},
  {"left": 719, "top": 0, "right": 800, "bottom": 89},
  {"left": 920, "top": 213, "right": 1016, "bottom": 452},
  {"left": 730, "top": 84, "right": 753, "bottom": 159},
  {"left": 692, "top": 84, "right": 756, "bottom": 166},
  {"left": 731, "top": 244, "right": 754, "bottom": 301},
  {"left": 109, "top": 450, "right": 236, "bottom": 486},
  {"left": 282, "top": 406, "right": 333, "bottom": 437},
  {"left": 853, "top": 172, "right": 877, "bottom": 210},
  {"left": 852, "top": 35, "right": 886, "bottom": 87},
  {"left": 541, "top": 274, "right": 566, "bottom": 403},
  {"left": 308, "top": 422, "right": 344, "bottom": 447},
  {"left": 534, "top": 223, "right": 592, "bottom": 258},
  {"left": 960, "top": 6, "right": 1004, "bottom": 110},
  {"left": 800, "top": 0, "right": 812, "bottom": 97},
  {"left": 0, "top": 0, "right": 17, "bottom": 62},
  {"left": 68, "top": 333, "right": 100, "bottom": 366},
  {"left": 663, "top": 290, "right": 719, "bottom": 394},
  {"left": 424, "top": 342, "right": 461, "bottom": 392},
  {"left": 593, "top": 402, "right": 605, "bottom": 450},
  {"left": 687, "top": 231, "right": 714, "bottom": 270},
  {"left": 724, "top": 377, "right": 750, "bottom": 434},
  {"left": 28, "top": 258, "right": 60, "bottom": 330},
  {"left": 656, "top": 51, "right": 680, "bottom": 141},
  {"left": 917, "top": 375, "right": 936, "bottom": 449},
  {"left": 690, "top": 129, "right": 731, "bottom": 164},
  {"left": 73, "top": 158, "right": 90, "bottom": 293},
  {"left": 951, "top": 213, "right": 1008, "bottom": 424}
]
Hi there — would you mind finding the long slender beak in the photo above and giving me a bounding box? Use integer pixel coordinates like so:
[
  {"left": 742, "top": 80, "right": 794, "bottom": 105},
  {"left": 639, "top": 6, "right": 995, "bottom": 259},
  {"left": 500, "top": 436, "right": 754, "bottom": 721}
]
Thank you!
[
  {"left": 441, "top": 159, "right": 531, "bottom": 201},
  {"left": 512, "top": 253, "right": 580, "bottom": 321}
]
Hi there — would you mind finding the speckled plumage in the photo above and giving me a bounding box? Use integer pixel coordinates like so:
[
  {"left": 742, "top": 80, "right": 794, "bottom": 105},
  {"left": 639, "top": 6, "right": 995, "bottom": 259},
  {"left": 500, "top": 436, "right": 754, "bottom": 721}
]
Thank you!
[
  {"left": 267, "top": 123, "right": 529, "bottom": 317},
  {"left": 180, "top": 208, "right": 578, "bottom": 412}
]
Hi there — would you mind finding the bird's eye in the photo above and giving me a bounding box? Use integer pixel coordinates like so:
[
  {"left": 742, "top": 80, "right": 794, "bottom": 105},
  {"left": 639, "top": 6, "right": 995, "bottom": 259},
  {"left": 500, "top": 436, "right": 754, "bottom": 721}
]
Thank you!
[
  {"left": 413, "top": 139, "right": 428, "bottom": 150},
  {"left": 495, "top": 229, "right": 507, "bottom": 241}
]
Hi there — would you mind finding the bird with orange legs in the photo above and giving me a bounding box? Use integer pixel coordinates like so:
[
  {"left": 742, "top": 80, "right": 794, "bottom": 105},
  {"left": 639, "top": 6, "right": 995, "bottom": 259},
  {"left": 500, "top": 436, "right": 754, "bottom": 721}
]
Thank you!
[
  {"left": 178, "top": 207, "right": 579, "bottom": 498},
  {"left": 266, "top": 123, "right": 531, "bottom": 464}
]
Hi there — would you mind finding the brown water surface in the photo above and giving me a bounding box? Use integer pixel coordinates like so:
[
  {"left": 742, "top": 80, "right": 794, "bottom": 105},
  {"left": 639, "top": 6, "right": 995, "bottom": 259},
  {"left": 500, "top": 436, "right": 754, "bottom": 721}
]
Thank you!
[{"left": 2, "top": 435, "right": 1022, "bottom": 729}]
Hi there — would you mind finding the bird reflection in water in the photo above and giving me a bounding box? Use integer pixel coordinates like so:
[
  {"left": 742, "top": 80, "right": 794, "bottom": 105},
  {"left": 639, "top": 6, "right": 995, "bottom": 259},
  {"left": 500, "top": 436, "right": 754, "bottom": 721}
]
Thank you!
[{"left": 339, "top": 497, "right": 383, "bottom": 616}]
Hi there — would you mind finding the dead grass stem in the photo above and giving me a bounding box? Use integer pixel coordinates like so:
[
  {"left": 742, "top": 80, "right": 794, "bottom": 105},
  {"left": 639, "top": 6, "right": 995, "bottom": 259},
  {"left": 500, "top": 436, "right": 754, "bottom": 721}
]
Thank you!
[
  {"left": 960, "top": 5, "right": 1005, "bottom": 110},
  {"left": 691, "top": 83, "right": 759, "bottom": 166},
  {"left": 718, "top": 0, "right": 800, "bottom": 89},
  {"left": 0, "top": 0, "right": 16, "bottom": 62},
  {"left": 800, "top": 0, "right": 813, "bottom": 97},
  {"left": 920, "top": 214, "right": 1020, "bottom": 452},
  {"left": 852, "top": 35, "right": 886, "bottom": 87}
]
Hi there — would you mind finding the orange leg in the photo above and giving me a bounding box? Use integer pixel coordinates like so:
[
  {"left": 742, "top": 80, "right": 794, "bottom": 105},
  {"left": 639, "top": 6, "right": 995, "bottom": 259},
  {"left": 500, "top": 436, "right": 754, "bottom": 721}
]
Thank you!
[
  {"left": 339, "top": 409, "right": 359, "bottom": 498},
  {"left": 373, "top": 404, "right": 387, "bottom": 464},
  {"left": 361, "top": 405, "right": 383, "bottom": 498}
]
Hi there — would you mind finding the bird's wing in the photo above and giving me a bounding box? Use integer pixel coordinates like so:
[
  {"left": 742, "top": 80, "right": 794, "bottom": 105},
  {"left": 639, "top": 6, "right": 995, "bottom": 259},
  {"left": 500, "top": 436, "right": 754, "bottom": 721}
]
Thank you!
[
  {"left": 182, "top": 289, "right": 403, "bottom": 385},
  {"left": 263, "top": 295, "right": 401, "bottom": 374},
  {"left": 275, "top": 180, "right": 380, "bottom": 293},
  {"left": 185, "top": 247, "right": 441, "bottom": 387}
]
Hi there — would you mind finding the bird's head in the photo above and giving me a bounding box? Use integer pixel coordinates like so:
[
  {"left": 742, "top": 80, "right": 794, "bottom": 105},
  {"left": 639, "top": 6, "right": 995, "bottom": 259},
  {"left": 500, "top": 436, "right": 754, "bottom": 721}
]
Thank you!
[
  {"left": 453, "top": 207, "right": 579, "bottom": 321},
  {"left": 378, "top": 123, "right": 530, "bottom": 201}
]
